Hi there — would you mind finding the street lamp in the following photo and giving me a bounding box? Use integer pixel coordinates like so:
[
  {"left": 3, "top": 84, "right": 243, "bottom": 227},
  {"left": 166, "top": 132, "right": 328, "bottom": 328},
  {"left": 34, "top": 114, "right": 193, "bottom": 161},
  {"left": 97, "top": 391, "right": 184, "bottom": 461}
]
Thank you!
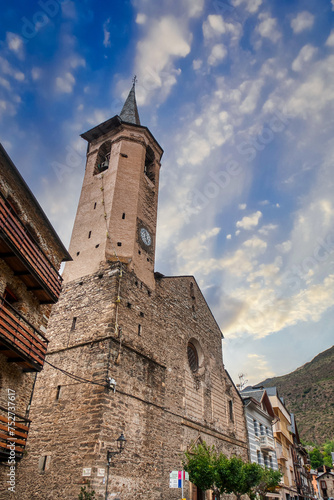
[{"left": 105, "top": 433, "right": 127, "bottom": 500}]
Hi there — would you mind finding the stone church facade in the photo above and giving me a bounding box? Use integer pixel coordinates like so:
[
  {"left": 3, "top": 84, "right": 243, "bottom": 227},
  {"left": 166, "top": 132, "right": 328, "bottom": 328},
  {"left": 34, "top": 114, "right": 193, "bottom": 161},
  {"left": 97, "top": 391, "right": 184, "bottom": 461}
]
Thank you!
[{"left": 14, "top": 84, "right": 248, "bottom": 499}]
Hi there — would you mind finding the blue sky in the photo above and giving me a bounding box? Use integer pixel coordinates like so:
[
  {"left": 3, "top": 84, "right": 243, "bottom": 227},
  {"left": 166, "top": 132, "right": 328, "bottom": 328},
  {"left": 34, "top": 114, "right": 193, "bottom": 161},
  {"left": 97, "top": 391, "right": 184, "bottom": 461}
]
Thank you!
[{"left": 1, "top": 0, "right": 334, "bottom": 385}]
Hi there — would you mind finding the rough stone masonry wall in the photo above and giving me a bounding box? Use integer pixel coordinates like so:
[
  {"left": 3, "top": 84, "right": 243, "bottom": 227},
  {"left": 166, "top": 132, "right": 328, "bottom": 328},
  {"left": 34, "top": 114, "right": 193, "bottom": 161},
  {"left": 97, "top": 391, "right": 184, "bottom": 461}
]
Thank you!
[
  {"left": 0, "top": 158, "right": 67, "bottom": 497},
  {"left": 13, "top": 262, "right": 248, "bottom": 500}
]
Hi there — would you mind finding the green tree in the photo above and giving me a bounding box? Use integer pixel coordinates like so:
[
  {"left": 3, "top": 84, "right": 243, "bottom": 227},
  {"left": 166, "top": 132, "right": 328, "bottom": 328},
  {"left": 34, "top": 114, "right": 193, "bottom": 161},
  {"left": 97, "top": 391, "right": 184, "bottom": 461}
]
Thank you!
[
  {"left": 252, "top": 467, "right": 283, "bottom": 500},
  {"left": 323, "top": 439, "right": 334, "bottom": 468},
  {"left": 216, "top": 456, "right": 262, "bottom": 500},
  {"left": 309, "top": 448, "right": 324, "bottom": 469},
  {"left": 183, "top": 442, "right": 219, "bottom": 493}
]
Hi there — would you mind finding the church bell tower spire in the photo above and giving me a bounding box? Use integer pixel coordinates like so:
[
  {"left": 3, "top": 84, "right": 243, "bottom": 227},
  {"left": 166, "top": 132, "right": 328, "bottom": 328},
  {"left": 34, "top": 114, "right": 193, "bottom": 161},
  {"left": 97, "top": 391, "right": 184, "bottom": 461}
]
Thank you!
[{"left": 119, "top": 76, "right": 141, "bottom": 125}]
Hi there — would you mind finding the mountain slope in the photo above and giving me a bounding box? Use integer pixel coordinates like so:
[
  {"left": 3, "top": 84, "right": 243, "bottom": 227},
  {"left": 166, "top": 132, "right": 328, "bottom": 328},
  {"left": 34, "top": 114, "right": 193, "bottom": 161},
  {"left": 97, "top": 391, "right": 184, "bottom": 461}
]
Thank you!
[{"left": 259, "top": 345, "right": 334, "bottom": 445}]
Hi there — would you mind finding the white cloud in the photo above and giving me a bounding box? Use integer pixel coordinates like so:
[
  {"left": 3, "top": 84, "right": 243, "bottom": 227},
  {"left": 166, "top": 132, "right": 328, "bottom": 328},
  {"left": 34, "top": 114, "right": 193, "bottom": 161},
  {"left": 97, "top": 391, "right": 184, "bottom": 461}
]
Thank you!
[
  {"left": 135, "top": 16, "right": 191, "bottom": 105},
  {"left": 290, "top": 11, "right": 314, "bottom": 34},
  {"left": 0, "top": 57, "right": 24, "bottom": 81},
  {"left": 103, "top": 18, "right": 111, "bottom": 47},
  {"left": 56, "top": 72, "right": 75, "bottom": 93},
  {"left": 136, "top": 13, "right": 147, "bottom": 24},
  {"left": 226, "top": 234, "right": 232, "bottom": 239},
  {"left": 258, "top": 224, "right": 278, "bottom": 236},
  {"left": 239, "top": 78, "right": 264, "bottom": 114},
  {"left": 326, "top": 29, "right": 334, "bottom": 47},
  {"left": 276, "top": 240, "right": 292, "bottom": 254},
  {"left": 182, "top": 0, "right": 204, "bottom": 18},
  {"left": 256, "top": 13, "right": 281, "bottom": 43},
  {"left": 332, "top": 0, "right": 334, "bottom": 11},
  {"left": 239, "top": 203, "right": 247, "bottom": 210},
  {"left": 0, "top": 77, "right": 11, "bottom": 90},
  {"left": 202, "top": 15, "right": 242, "bottom": 43},
  {"left": 243, "top": 354, "right": 274, "bottom": 384},
  {"left": 208, "top": 44, "right": 227, "bottom": 66},
  {"left": 193, "top": 59, "right": 202, "bottom": 70},
  {"left": 292, "top": 44, "right": 317, "bottom": 72},
  {"left": 68, "top": 56, "right": 86, "bottom": 69},
  {"left": 223, "top": 274, "right": 334, "bottom": 339},
  {"left": 232, "top": 0, "right": 262, "bottom": 13},
  {"left": 31, "top": 67, "right": 42, "bottom": 81},
  {"left": 6, "top": 32, "right": 24, "bottom": 59},
  {"left": 178, "top": 133, "right": 211, "bottom": 166},
  {"left": 236, "top": 211, "right": 262, "bottom": 230},
  {"left": 243, "top": 236, "right": 267, "bottom": 252},
  {"left": 287, "top": 54, "right": 334, "bottom": 119}
]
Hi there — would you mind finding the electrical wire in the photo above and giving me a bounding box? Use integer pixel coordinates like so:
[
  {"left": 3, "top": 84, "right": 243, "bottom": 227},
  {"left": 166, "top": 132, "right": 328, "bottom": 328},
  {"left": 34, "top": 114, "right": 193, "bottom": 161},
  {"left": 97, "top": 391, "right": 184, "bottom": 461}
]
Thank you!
[{"left": 44, "top": 358, "right": 107, "bottom": 389}]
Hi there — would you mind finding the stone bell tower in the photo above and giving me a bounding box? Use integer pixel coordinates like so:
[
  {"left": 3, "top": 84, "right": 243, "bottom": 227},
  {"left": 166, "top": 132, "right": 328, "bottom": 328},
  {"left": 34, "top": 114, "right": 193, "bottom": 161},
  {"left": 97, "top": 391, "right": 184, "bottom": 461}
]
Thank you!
[{"left": 63, "top": 81, "right": 163, "bottom": 289}]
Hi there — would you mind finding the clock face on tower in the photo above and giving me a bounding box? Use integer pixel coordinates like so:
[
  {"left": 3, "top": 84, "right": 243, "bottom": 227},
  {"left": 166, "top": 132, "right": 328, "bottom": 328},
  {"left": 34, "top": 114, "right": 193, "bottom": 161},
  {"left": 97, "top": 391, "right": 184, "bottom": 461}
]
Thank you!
[{"left": 140, "top": 227, "right": 152, "bottom": 247}]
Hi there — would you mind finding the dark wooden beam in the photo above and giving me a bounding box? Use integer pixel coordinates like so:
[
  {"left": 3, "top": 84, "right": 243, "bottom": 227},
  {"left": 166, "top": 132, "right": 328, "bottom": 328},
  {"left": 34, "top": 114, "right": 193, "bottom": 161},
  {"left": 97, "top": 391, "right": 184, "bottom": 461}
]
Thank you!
[
  {"left": 14, "top": 270, "right": 30, "bottom": 277},
  {"left": 7, "top": 357, "right": 25, "bottom": 363}
]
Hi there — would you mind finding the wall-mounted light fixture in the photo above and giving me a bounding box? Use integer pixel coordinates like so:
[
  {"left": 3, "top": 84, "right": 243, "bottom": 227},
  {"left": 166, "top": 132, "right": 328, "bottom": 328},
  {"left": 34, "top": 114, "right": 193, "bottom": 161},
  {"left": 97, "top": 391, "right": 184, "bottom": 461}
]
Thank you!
[{"left": 105, "top": 433, "right": 127, "bottom": 500}]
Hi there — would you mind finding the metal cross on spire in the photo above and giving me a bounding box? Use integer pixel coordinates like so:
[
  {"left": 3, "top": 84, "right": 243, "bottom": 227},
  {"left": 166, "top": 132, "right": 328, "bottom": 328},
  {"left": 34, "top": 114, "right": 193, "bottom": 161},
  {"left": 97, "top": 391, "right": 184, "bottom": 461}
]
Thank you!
[{"left": 132, "top": 75, "right": 138, "bottom": 86}]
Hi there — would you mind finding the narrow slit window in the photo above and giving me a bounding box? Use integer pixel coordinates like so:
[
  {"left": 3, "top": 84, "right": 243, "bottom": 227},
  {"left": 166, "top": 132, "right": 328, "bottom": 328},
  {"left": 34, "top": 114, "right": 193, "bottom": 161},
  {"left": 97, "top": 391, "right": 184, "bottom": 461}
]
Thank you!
[
  {"left": 56, "top": 385, "right": 61, "bottom": 400},
  {"left": 88, "top": 231, "right": 91, "bottom": 239},
  {"left": 39, "top": 456, "right": 48, "bottom": 472},
  {"left": 71, "top": 317, "right": 77, "bottom": 331},
  {"left": 138, "top": 324, "right": 142, "bottom": 336},
  {"left": 122, "top": 213, "right": 126, "bottom": 219},
  {"left": 229, "top": 400, "right": 234, "bottom": 422},
  {"left": 94, "top": 202, "right": 97, "bottom": 209}
]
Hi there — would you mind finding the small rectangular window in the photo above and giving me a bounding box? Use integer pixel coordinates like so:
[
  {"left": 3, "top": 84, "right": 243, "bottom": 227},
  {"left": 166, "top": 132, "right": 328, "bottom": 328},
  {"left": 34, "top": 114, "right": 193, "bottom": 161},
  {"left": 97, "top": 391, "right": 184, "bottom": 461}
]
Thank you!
[
  {"left": 88, "top": 231, "right": 92, "bottom": 239},
  {"left": 117, "top": 242, "right": 122, "bottom": 246},
  {"left": 138, "top": 324, "right": 142, "bottom": 336},
  {"left": 229, "top": 400, "right": 234, "bottom": 422},
  {"left": 122, "top": 213, "right": 126, "bottom": 219},
  {"left": 56, "top": 385, "right": 62, "bottom": 400},
  {"left": 71, "top": 317, "right": 77, "bottom": 331},
  {"left": 94, "top": 202, "right": 97, "bottom": 209}
]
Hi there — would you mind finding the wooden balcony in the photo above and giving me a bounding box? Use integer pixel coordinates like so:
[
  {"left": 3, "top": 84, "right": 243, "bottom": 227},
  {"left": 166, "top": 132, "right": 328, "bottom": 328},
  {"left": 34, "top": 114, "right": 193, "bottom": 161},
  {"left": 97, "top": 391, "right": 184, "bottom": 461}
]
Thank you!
[
  {"left": 0, "top": 193, "right": 62, "bottom": 303},
  {"left": 0, "top": 297, "right": 48, "bottom": 372},
  {"left": 0, "top": 405, "right": 30, "bottom": 462}
]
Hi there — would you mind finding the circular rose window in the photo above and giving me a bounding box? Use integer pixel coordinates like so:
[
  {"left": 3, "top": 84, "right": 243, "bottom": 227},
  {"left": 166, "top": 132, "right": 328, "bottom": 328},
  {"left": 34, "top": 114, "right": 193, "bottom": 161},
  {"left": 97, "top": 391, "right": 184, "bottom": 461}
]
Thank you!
[{"left": 187, "top": 342, "right": 199, "bottom": 372}]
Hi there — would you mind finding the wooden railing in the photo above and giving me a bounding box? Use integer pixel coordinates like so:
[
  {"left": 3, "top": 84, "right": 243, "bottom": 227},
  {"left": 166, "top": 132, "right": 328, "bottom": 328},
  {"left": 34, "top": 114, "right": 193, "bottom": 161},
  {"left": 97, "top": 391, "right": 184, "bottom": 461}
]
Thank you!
[
  {"left": 0, "top": 297, "right": 48, "bottom": 371},
  {"left": 0, "top": 192, "right": 62, "bottom": 302},
  {"left": 0, "top": 405, "right": 30, "bottom": 462}
]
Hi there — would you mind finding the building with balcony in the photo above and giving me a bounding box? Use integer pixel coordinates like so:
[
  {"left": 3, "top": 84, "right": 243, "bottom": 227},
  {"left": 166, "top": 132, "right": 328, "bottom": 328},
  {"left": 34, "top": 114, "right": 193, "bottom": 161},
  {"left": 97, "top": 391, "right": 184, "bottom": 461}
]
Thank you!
[
  {"left": 0, "top": 144, "right": 71, "bottom": 490},
  {"left": 266, "top": 387, "right": 298, "bottom": 500},
  {"left": 240, "top": 387, "right": 279, "bottom": 485},
  {"left": 290, "top": 414, "right": 313, "bottom": 500}
]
